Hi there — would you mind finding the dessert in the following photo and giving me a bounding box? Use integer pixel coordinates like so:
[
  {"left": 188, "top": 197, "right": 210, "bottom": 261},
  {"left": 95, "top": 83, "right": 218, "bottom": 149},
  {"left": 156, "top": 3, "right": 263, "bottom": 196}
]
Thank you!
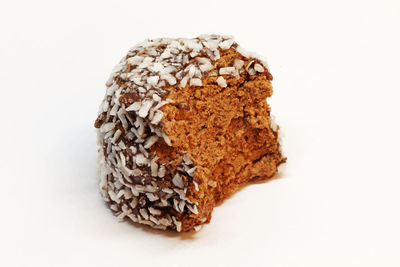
[{"left": 95, "top": 35, "right": 285, "bottom": 232}]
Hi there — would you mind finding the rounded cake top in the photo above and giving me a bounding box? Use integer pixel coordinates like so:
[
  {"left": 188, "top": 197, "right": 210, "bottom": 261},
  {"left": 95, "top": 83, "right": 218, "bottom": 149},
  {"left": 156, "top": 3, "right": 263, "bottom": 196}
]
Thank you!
[{"left": 99, "top": 34, "right": 269, "bottom": 128}]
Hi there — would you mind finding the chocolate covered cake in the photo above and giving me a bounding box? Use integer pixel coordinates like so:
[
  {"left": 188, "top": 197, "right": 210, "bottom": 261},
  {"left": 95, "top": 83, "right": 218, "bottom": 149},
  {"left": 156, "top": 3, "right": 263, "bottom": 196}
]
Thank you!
[{"left": 95, "top": 35, "right": 285, "bottom": 232}]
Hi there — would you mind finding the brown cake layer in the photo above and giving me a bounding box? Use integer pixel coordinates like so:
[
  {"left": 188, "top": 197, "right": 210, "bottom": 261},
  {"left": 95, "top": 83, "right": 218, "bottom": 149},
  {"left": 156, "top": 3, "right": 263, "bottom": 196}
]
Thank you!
[{"left": 153, "top": 49, "right": 285, "bottom": 231}]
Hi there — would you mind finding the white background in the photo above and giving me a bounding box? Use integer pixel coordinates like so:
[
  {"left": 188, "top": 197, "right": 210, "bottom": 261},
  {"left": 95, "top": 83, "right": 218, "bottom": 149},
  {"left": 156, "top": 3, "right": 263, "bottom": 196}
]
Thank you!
[{"left": 1, "top": 0, "right": 400, "bottom": 266}]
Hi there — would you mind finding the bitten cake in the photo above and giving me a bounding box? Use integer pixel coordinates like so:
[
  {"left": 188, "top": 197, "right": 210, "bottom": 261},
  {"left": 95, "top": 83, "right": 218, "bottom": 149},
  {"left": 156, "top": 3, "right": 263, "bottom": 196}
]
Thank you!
[{"left": 95, "top": 35, "right": 285, "bottom": 232}]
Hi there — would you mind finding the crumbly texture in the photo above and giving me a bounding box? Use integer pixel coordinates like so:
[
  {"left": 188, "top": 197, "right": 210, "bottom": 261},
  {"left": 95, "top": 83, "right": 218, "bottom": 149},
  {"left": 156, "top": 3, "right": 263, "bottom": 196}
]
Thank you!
[
  {"left": 153, "top": 49, "right": 284, "bottom": 230},
  {"left": 95, "top": 35, "right": 285, "bottom": 232}
]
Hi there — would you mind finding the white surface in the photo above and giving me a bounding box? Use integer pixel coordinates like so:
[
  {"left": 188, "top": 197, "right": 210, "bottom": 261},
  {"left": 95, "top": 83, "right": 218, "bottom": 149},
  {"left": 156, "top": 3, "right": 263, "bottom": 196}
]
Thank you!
[{"left": 1, "top": 0, "right": 400, "bottom": 266}]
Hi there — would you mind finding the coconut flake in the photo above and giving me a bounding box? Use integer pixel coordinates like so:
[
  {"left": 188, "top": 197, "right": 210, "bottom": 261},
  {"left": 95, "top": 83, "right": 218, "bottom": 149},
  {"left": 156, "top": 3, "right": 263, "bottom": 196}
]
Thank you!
[
  {"left": 187, "top": 166, "right": 197, "bottom": 177},
  {"left": 152, "top": 94, "right": 161, "bottom": 102},
  {"left": 151, "top": 110, "right": 163, "bottom": 125},
  {"left": 182, "top": 155, "right": 192, "bottom": 165},
  {"left": 109, "top": 103, "right": 119, "bottom": 116},
  {"left": 172, "top": 173, "right": 184, "bottom": 189},
  {"left": 112, "top": 129, "right": 122, "bottom": 144},
  {"left": 144, "top": 135, "right": 159, "bottom": 149},
  {"left": 135, "top": 153, "right": 148, "bottom": 166},
  {"left": 178, "top": 200, "right": 186, "bottom": 212},
  {"left": 234, "top": 59, "right": 244, "bottom": 70},
  {"left": 219, "top": 67, "right": 238, "bottom": 76},
  {"left": 150, "top": 160, "right": 158, "bottom": 177},
  {"left": 127, "top": 56, "right": 144, "bottom": 65},
  {"left": 190, "top": 78, "right": 202, "bottom": 86},
  {"left": 149, "top": 63, "right": 164, "bottom": 73},
  {"left": 139, "top": 208, "right": 149, "bottom": 220},
  {"left": 219, "top": 39, "right": 234, "bottom": 49},
  {"left": 194, "top": 225, "right": 202, "bottom": 231},
  {"left": 162, "top": 132, "right": 172, "bottom": 146},
  {"left": 138, "top": 99, "right": 153, "bottom": 118},
  {"left": 187, "top": 204, "right": 199, "bottom": 214},
  {"left": 146, "top": 192, "right": 159, "bottom": 202},
  {"left": 193, "top": 181, "right": 199, "bottom": 191},
  {"left": 107, "top": 83, "right": 118, "bottom": 96},
  {"left": 149, "top": 207, "right": 162, "bottom": 216},
  {"left": 254, "top": 63, "right": 264, "bottom": 72},
  {"left": 147, "top": 76, "right": 159, "bottom": 87},
  {"left": 247, "top": 68, "right": 256, "bottom": 75},
  {"left": 172, "top": 216, "right": 182, "bottom": 232},
  {"left": 101, "top": 122, "right": 115, "bottom": 133},
  {"left": 216, "top": 76, "right": 227, "bottom": 88},
  {"left": 126, "top": 102, "right": 141, "bottom": 112},
  {"left": 158, "top": 165, "right": 166, "bottom": 178},
  {"left": 179, "top": 75, "right": 189, "bottom": 88}
]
